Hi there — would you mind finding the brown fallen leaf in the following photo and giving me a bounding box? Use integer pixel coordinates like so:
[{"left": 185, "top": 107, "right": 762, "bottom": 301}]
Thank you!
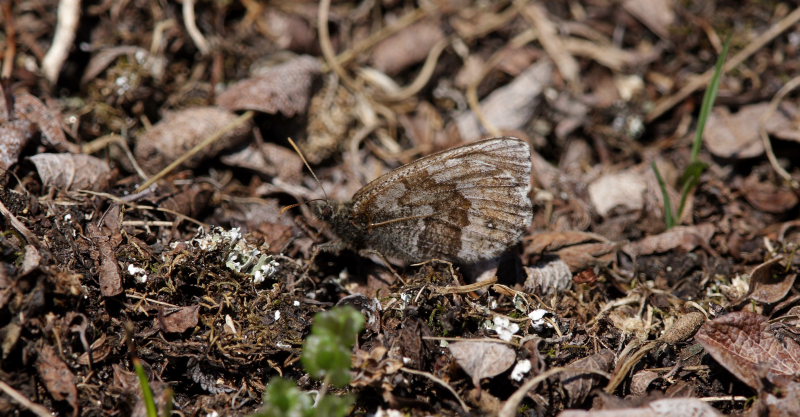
[
  {"left": 88, "top": 205, "right": 124, "bottom": 297},
  {"left": 557, "top": 398, "right": 721, "bottom": 417},
  {"left": 588, "top": 170, "right": 647, "bottom": 217},
  {"left": 741, "top": 171, "right": 799, "bottom": 214},
  {"left": 448, "top": 341, "right": 516, "bottom": 387},
  {"left": 216, "top": 55, "right": 321, "bottom": 116},
  {"left": 370, "top": 19, "right": 445, "bottom": 75},
  {"left": 625, "top": 223, "right": 715, "bottom": 256},
  {"left": 695, "top": 311, "right": 800, "bottom": 390},
  {"left": 221, "top": 141, "right": 304, "bottom": 183},
  {"left": 0, "top": 90, "right": 76, "bottom": 171},
  {"left": 747, "top": 257, "right": 795, "bottom": 304},
  {"left": 526, "top": 231, "right": 618, "bottom": 272},
  {"left": 455, "top": 60, "right": 552, "bottom": 139},
  {"left": 559, "top": 349, "right": 614, "bottom": 406},
  {"left": 36, "top": 344, "right": 79, "bottom": 416},
  {"left": 704, "top": 103, "right": 780, "bottom": 159},
  {"left": 622, "top": 0, "right": 675, "bottom": 39},
  {"left": 134, "top": 106, "right": 252, "bottom": 174},
  {"left": 158, "top": 305, "right": 200, "bottom": 333},
  {"left": 30, "top": 153, "right": 114, "bottom": 192}
]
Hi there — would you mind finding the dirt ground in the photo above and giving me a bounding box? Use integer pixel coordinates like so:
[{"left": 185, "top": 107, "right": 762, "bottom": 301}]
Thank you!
[{"left": 1, "top": 1, "right": 800, "bottom": 416}]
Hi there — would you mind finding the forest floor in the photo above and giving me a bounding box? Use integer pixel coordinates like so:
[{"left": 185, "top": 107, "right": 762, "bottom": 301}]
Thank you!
[{"left": 1, "top": 1, "right": 799, "bottom": 416}]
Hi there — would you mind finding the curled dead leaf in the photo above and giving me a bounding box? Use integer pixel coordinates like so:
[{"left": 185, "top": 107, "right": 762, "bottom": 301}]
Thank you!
[
  {"left": 448, "top": 341, "right": 516, "bottom": 387},
  {"left": 747, "top": 257, "right": 795, "bottom": 304},
  {"left": 37, "top": 344, "right": 79, "bottom": 416},
  {"left": 216, "top": 55, "right": 321, "bottom": 116},
  {"left": 30, "top": 153, "right": 113, "bottom": 191}
]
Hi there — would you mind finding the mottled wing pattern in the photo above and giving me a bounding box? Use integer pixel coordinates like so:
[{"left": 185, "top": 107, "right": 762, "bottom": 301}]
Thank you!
[{"left": 350, "top": 137, "right": 532, "bottom": 263}]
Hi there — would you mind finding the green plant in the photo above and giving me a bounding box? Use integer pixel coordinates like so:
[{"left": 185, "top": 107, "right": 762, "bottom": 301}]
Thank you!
[
  {"left": 251, "top": 306, "right": 365, "bottom": 417},
  {"left": 134, "top": 358, "right": 173, "bottom": 417},
  {"left": 653, "top": 36, "right": 731, "bottom": 229}
]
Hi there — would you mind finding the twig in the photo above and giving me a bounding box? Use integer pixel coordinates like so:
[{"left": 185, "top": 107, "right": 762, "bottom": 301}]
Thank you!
[
  {"left": 0, "top": 381, "right": 53, "bottom": 417},
  {"left": 317, "top": 0, "right": 357, "bottom": 91},
  {"left": 516, "top": 1, "right": 579, "bottom": 88},
  {"left": 0, "top": 380, "right": 52, "bottom": 417},
  {"left": 647, "top": 6, "right": 800, "bottom": 122},
  {"left": 82, "top": 134, "right": 149, "bottom": 181},
  {"left": 2, "top": 1, "right": 17, "bottom": 79},
  {"left": 182, "top": 0, "right": 210, "bottom": 55},
  {"left": 400, "top": 367, "right": 470, "bottom": 413},
  {"left": 134, "top": 110, "right": 253, "bottom": 193},
  {"left": 42, "top": 0, "right": 81, "bottom": 84},
  {"left": 499, "top": 366, "right": 610, "bottom": 417},
  {"left": 759, "top": 74, "right": 800, "bottom": 188}
]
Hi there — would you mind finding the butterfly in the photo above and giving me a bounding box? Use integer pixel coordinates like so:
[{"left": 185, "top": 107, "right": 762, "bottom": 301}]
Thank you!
[{"left": 310, "top": 137, "right": 532, "bottom": 264}]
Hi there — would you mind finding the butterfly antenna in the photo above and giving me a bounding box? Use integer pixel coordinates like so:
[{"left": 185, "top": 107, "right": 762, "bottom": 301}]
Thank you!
[{"left": 287, "top": 137, "right": 329, "bottom": 201}]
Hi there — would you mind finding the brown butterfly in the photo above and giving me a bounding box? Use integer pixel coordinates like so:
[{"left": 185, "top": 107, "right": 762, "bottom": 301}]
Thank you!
[{"left": 311, "top": 137, "right": 532, "bottom": 264}]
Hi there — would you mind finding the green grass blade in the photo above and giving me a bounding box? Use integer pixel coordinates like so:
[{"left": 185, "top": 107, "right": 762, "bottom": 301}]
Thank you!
[
  {"left": 133, "top": 358, "right": 159, "bottom": 417},
  {"left": 652, "top": 161, "right": 676, "bottom": 229},
  {"left": 691, "top": 35, "right": 732, "bottom": 162}
]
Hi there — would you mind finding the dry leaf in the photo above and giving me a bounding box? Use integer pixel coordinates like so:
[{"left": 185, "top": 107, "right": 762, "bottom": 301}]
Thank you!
[
  {"left": 557, "top": 398, "right": 721, "bottom": 417},
  {"left": 625, "top": 224, "right": 715, "bottom": 256},
  {"left": 158, "top": 305, "right": 200, "bottom": 333},
  {"left": 526, "top": 231, "right": 618, "bottom": 272},
  {"left": 216, "top": 55, "right": 321, "bottom": 116},
  {"left": 588, "top": 170, "right": 647, "bottom": 217},
  {"left": 370, "top": 19, "right": 445, "bottom": 75},
  {"left": 37, "top": 344, "right": 79, "bottom": 416},
  {"left": 747, "top": 257, "right": 795, "bottom": 304},
  {"left": 88, "top": 205, "right": 123, "bottom": 297},
  {"left": 559, "top": 349, "right": 614, "bottom": 406},
  {"left": 622, "top": 0, "right": 675, "bottom": 39},
  {"left": 135, "top": 106, "right": 252, "bottom": 173},
  {"left": 221, "top": 142, "right": 303, "bottom": 182},
  {"left": 455, "top": 60, "right": 552, "bottom": 139},
  {"left": 704, "top": 104, "right": 777, "bottom": 159},
  {"left": 741, "top": 172, "right": 799, "bottom": 213},
  {"left": 30, "top": 153, "right": 113, "bottom": 191},
  {"left": 448, "top": 341, "right": 516, "bottom": 386},
  {"left": 695, "top": 311, "right": 800, "bottom": 390}
]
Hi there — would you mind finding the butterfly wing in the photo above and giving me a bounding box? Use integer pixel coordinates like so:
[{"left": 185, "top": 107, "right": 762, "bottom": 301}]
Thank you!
[{"left": 350, "top": 137, "right": 532, "bottom": 263}]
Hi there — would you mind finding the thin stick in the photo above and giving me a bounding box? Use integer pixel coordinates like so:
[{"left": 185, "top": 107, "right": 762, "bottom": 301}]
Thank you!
[
  {"left": 134, "top": 110, "right": 253, "bottom": 193},
  {"left": 647, "top": 6, "right": 800, "bottom": 122},
  {"left": 0, "top": 380, "right": 52, "bottom": 417},
  {"left": 400, "top": 367, "right": 470, "bottom": 413},
  {"left": 287, "top": 138, "right": 328, "bottom": 200}
]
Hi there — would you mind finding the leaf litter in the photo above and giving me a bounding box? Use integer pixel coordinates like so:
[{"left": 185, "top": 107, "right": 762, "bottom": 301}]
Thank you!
[{"left": 0, "top": 1, "right": 799, "bottom": 416}]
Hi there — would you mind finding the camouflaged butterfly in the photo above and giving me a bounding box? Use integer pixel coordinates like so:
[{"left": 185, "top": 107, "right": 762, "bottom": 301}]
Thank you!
[{"left": 311, "top": 137, "right": 533, "bottom": 264}]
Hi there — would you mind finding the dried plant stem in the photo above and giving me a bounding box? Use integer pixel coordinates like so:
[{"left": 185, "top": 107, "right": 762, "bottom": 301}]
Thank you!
[
  {"left": 42, "top": 0, "right": 81, "bottom": 84},
  {"left": 647, "top": 6, "right": 800, "bottom": 122},
  {"left": 182, "top": 0, "right": 210, "bottom": 55},
  {"left": 499, "top": 366, "right": 611, "bottom": 417},
  {"left": 759, "top": 74, "right": 800, "bottom": 188},
  {"left": 82, "top": 134, "right": 149, "bottom": 180},
  {"left": 134, "top": 111, "right": 253, "bottom": 193},
  {"left": 400, "top": 367, "right": 470, "bottom": 413},
  {"left": 0, "top": 380, "right": 52, "bottom": 417},
  {"left": 334, "top": 7, "right": 431, "bottom": 68},
  {"left": 2, "top": 1, "right": 16, "bottom": 79},
  {"left": 317, "top": 0, "right": 358, "bottom": 91}
]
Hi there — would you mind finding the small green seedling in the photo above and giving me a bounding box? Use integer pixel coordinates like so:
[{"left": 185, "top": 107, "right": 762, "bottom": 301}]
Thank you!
[
  {"left": 134, "top": 358, "right": 173, "bottom": 417},
  {"left": 654, "top": 36, "right": 731, "bottom": 229},
  {"left": 251, "top": 306, "right": 365, "bottom": 417}
]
